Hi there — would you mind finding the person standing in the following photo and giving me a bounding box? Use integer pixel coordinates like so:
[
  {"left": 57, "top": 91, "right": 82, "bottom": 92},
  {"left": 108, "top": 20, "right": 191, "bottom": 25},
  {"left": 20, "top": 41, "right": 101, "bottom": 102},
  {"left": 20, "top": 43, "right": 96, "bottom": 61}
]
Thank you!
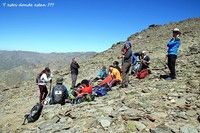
[
  {"left": 165, "top": 28, "right": 181, "bottom": 80},
  {"left": 120, "top": 41, "right": 132, "bottom": 88},
  {"left": 37, "top": 67, "right": 53, "bottom": 103},
  {"left": 70, "top": 58, "right": 80, "bottom": 88}
]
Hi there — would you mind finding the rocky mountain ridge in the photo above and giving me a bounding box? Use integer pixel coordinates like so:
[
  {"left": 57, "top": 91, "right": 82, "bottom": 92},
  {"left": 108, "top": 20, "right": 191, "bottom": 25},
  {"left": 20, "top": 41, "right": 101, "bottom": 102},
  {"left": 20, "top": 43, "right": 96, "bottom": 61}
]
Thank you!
[
  {"left": 0, "top": 18, "right": 200, "bottom": 133},
  {"left": 0, "top": 51, "right": 96, "bottom": 89}
]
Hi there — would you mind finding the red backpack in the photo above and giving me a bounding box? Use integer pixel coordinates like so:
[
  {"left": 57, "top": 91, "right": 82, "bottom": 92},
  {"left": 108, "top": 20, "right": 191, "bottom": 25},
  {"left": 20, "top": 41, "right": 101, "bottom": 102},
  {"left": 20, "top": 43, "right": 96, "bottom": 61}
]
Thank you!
[{"left": 136, "top": 69, "right": 149, "bottom": 79}]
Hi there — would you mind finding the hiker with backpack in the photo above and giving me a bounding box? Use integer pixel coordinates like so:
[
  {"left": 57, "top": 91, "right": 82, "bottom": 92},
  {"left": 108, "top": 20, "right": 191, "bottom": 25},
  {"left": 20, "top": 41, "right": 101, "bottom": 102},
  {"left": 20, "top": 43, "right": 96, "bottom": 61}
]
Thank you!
[
  {"left": 131, "top": 52, "right": 142, "bottom": 75},
  {"left": 164, "top": 28, "right": 181, "bottom": 80},
  {"left": 135, "top": 51, "right": 151, "bottom": 79},
  {"left": 120, "top": 41, "right": 132, "bottom": 88},
  {"left": 70, "top": 57, "right": 80, "bottom": 89},
  {"left": 50, "top": 77, "right": 68, "bottom": 105},
  {"left": 37, "top": 67, "right": 53, "bottom": 103},
  {"left": 138, "top": 51, "right": 150, "bottom": 71}
]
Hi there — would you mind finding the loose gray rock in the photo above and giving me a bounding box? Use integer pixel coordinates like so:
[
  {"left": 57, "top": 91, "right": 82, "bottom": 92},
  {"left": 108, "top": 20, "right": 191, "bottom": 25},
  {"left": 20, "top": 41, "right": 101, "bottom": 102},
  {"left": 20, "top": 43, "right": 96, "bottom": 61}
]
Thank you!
[
  {"left": 97, "top": 117, "right": 112, "bottom": 128},
  {"left": 135, "top": 121, "right": 146, "bottom": 131},
  {"left": 180, "top": 125, "right": 198, "bottom": 133},
  {"left": 150, "top": 124, "right": 173, "bottom": 133}
]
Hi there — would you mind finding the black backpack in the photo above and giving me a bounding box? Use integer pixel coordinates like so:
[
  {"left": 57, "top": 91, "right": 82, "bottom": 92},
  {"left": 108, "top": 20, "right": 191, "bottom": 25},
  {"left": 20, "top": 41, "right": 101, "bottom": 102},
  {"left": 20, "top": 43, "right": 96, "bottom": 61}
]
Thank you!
[
  {"left": 52, "top": 85, "right": 65, "bottom": 104},
  {"left": 36, "top": 74, "right": 41, "bottom": 84},
  {"left": 36, "top": 70, "right": 45, "bottom": 84},
  {"left": 22, "top": 103, "right": 43, "bottom": 125}
]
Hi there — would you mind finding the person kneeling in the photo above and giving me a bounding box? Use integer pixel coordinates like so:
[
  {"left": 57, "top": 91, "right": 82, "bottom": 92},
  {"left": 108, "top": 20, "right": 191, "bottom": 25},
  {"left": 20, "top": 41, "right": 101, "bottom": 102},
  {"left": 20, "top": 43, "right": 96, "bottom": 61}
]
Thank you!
[{"left": 51, "top": 77, "right": 68, "bottom": 105}]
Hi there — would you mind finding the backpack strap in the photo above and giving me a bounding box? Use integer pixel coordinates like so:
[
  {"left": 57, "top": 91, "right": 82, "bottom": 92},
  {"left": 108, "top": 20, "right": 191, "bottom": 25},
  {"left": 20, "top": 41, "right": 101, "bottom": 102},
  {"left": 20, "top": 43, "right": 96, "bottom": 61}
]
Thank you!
[{"left": 22, "top": 114, "right": 29, "bottom": 125}]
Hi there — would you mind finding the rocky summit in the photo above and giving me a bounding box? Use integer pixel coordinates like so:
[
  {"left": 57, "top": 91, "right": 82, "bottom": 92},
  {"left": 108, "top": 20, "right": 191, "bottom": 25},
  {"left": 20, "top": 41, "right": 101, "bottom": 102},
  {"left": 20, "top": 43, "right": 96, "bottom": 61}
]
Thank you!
[{"left": 0, "top": 18, "right": 200, "bottom": 133}]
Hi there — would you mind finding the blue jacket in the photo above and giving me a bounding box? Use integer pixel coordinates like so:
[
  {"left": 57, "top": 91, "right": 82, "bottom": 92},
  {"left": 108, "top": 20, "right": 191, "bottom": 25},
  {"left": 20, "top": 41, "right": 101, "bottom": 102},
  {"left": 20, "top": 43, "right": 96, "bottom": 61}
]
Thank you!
[
  {"left": 167, "top": 38, "right": 181, "bottom": 55},
  {"left": 97, "top": 69, "right": 108, "bottom": 79}
]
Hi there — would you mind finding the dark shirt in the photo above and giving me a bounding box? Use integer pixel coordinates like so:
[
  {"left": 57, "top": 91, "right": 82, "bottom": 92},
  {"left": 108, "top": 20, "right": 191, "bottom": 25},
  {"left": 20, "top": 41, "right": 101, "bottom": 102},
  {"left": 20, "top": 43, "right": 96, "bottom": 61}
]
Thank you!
[
  {"left": 70, "top": 61, "right": 80, "bottom": 75},
  {"left": 51, "top": 84, "right": 68, "bottom": 101},
  {"left": 141, "top": 55, "right": 150, "bottom": 69},
  {"left": 123, "top": 48, "right": 132, "bottom": 63}
]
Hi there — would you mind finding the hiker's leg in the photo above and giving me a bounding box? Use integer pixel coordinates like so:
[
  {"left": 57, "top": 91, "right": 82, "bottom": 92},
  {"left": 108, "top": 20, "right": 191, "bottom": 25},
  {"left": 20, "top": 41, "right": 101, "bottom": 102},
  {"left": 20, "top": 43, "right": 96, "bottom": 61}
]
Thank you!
[
  {"left": 108, "top": 79, "right": 116, "bottom": 87},
  {"left": 167, "top": 55, "right": 173, "bottom": 76},
  {"left": 125, "top": 63, "right": 131, "bottom": 86},
  {"left": 71, "top": 74, "right": 77, "bottom": 88},
  {"left": 122, "top": 63, "right": 126, "bottom": 85},
  {"left": 122, "top": 62, "right": 131, "bottom": 86},
  {"left": 43, "top": 86, "right": 48, "bottom": 101},
  {"left": 170, "top": 55, "right": 177, "bottom": 79},
  {"left": 39, "top": 85, "right": 43, "bottom": 103}
]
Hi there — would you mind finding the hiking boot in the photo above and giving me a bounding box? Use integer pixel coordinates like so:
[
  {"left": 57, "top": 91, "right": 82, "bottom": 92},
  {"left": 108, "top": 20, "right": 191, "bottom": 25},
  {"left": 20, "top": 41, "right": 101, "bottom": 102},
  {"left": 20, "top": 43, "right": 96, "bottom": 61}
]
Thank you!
[{"left": 119, "top": 84, "right": 128, "bottom": 88}]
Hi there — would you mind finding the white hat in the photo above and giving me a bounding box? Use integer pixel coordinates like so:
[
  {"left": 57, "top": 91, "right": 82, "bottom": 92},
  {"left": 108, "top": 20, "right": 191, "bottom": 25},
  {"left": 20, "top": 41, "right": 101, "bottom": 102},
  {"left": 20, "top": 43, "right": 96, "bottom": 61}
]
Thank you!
[
  {"left": 142, "top": 50, "right": 146, "bottom": 54},
  {"left": 173, "top": 28, "right": 179, "bottom": 31},
  {"left": 172, "top": 28, "right": 181, "bottom": 34}
]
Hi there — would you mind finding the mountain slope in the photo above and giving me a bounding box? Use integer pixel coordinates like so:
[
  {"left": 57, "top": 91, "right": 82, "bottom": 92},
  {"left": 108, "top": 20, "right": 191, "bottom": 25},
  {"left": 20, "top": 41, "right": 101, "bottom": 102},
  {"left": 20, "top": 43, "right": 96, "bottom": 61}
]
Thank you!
[
  {"left": 0, "top": 51, "right": 96, "bottom": 88},
  {"left": 0, "top": 18, "right": 200, "bottom": 132}
]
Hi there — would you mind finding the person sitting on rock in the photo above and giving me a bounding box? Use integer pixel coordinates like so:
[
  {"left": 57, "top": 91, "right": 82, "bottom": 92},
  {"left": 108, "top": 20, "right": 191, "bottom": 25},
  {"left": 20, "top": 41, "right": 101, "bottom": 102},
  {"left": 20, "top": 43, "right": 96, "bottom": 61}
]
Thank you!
[
  {"left": 131, "top": 52, "right": 142, "bottom": 74},
  {"left": 75, "top": 79, "right": 93, "bottom": 97},
  {"left": 138, "top": 51, "right": 150, "bottom": 71},
  {"left": 50, "top": 77, "right": 68, "bottom": 105},
  {"left": 99, "top": 65, "right": 122, "bottom": 87},
  {"left": 94, "top": 66, "right": 108, "bottom": 81}
]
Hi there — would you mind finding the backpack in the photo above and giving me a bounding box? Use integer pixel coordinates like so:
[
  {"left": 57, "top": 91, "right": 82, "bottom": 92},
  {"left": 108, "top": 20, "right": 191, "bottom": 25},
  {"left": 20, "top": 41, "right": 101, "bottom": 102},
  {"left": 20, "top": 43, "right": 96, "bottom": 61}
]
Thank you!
[
  {"left": 36, "top": 74, "right": 40, "bottom": 84},
  {"left": 22, "top": 103, "right": 43, "bottom": 125},
  {"left": 93, "top": 86, "right": 108, "bottom": 96},
  {"left": 36, "top": 71, "right": 44, "bottom": 84},
  {"left": 52, "top": 85, "right": 65, "bottom": 104},
  {"left": 136, "top": 69, "right": 149, "bottom": 79}
]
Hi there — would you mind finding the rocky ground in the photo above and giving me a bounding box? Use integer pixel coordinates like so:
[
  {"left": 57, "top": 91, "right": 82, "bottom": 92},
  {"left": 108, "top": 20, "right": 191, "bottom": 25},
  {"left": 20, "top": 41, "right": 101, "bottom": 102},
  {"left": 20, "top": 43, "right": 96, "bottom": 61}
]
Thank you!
[{"left": 0, "top": 18, "right": 200, "bottom": 133}]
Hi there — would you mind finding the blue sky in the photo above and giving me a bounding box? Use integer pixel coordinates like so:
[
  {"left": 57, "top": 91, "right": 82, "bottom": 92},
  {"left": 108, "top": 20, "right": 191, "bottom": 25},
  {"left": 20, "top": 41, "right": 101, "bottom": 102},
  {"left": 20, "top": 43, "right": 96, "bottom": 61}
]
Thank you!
[{"left": 0, "top": 0, "right": 199, "bottom": 53}]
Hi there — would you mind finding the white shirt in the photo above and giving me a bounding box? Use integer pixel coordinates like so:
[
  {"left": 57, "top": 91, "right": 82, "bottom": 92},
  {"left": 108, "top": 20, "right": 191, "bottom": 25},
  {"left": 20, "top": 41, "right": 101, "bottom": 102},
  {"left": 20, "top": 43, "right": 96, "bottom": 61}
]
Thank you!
[{"left": 38, "top": 73, "right": 53, "bottom": 86}]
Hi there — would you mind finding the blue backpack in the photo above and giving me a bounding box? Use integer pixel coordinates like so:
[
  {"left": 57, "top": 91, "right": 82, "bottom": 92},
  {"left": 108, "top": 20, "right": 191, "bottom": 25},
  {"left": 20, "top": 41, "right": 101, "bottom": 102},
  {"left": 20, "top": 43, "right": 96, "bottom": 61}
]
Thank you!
[
  {"left": 93, "top": 86, "right": 109, "bottom": 96},
  {"left": 131, "top": 53, "right": 138, "bottom": 65}
]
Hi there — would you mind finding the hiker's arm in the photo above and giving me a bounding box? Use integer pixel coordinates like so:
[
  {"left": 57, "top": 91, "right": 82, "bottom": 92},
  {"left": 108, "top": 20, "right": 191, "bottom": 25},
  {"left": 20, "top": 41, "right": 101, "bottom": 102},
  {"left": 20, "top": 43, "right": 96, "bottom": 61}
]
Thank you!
[
  {"left": 71, "top": 62, "right": 79, "bottom": 69},
  {"left": 77, "top": 63, "right": 80, "bottom": 68}
]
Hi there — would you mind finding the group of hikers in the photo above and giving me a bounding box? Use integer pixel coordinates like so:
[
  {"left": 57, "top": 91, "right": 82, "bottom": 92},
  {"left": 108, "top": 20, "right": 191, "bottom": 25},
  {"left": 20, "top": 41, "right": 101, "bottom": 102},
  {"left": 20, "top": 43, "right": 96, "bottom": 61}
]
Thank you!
[{"left": 36, "top": 28, "right": 181, "bottom": 105}]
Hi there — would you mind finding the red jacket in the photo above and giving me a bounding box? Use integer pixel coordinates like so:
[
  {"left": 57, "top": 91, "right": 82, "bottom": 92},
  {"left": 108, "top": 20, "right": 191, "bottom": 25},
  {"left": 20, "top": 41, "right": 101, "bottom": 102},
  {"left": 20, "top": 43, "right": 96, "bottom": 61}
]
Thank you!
[
  {"left": 81, "top": 84, "right": 92, "bottom": 94},
  {"left": 76, "top": 84, "right": 92, "bottom": 97}
]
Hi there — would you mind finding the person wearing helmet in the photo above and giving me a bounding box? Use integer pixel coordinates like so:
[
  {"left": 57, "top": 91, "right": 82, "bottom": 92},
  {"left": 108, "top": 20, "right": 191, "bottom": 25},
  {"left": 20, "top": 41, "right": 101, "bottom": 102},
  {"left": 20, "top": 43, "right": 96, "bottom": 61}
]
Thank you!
[{"left": 165, "top": 28, "right": 181, "bottom": 80}]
